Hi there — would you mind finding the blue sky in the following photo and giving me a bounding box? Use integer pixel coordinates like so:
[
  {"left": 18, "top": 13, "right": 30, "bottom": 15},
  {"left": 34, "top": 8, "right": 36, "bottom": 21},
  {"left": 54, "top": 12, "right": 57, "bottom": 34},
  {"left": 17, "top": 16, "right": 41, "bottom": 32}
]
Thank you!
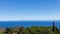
[{"left": 0, "top": 0, "right": 60, "bottom": 21}]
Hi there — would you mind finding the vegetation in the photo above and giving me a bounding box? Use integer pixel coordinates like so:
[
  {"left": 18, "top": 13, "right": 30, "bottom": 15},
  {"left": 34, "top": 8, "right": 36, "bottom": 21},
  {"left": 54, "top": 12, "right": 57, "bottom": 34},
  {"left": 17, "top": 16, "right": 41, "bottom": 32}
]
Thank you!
[
  {"left": 0, "top": 26, "right": 59, "bottom": 34},
  {"left": 0, "top": 22, "right": 60, "bottom": 34}
]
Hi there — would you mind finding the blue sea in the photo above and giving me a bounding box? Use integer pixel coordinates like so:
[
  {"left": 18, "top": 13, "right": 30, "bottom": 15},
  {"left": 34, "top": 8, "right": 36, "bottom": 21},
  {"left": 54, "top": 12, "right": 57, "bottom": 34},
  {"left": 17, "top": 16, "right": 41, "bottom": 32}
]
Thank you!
[{"left": 0, "top": 21, "right": 60, "bottom": 28}]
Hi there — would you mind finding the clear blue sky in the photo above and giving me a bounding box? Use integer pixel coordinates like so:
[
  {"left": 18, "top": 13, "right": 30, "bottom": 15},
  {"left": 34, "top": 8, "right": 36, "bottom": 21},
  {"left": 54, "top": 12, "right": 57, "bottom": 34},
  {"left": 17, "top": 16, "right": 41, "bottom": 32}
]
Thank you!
[{"left": 0, "top": 0, "right": 60, "bottom": 21}]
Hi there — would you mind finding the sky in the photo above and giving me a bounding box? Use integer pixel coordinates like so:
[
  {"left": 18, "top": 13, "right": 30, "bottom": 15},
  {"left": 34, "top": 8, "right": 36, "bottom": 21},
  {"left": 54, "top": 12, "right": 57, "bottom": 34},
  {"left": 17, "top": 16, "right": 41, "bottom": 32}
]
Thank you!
[{"left": 0, "top": 0, "right": 60, "bottom": 21}]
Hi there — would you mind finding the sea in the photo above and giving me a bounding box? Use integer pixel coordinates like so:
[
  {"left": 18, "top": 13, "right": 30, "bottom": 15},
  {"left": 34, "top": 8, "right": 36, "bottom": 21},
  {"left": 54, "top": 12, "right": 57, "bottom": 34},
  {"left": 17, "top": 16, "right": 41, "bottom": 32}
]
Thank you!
[{"left": 0, "top": 21, "right": 60, "bottom": 28}]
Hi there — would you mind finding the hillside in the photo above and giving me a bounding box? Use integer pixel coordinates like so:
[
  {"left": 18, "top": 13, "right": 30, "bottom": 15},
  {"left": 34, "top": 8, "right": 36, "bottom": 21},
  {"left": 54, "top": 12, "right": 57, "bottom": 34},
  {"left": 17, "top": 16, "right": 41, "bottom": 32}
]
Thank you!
[{"left": 0, "top": 26, "right": 59, "bottom": 34}]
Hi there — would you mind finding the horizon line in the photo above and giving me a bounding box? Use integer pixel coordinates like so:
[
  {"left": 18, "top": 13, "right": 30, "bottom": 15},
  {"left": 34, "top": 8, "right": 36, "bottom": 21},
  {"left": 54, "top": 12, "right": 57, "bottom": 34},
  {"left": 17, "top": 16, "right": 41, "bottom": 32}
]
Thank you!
[{"left": 0, "top": 20, "right": 60, "bottom": 21}]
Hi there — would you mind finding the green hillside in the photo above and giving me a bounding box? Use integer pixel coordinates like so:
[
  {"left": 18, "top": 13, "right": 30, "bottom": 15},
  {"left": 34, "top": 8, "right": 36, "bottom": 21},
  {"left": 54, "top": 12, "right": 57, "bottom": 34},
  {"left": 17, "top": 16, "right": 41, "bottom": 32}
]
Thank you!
[{"left": 0, "top": 26, "right": 59, "bottom": 34}]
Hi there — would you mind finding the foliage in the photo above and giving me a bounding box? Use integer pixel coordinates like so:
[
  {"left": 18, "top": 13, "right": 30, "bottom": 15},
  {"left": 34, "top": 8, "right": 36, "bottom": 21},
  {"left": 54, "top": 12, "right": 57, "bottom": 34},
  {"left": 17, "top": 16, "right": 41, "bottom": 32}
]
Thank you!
[{"left": 0, "top": 26, "right": 59, "bottom": 34}]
